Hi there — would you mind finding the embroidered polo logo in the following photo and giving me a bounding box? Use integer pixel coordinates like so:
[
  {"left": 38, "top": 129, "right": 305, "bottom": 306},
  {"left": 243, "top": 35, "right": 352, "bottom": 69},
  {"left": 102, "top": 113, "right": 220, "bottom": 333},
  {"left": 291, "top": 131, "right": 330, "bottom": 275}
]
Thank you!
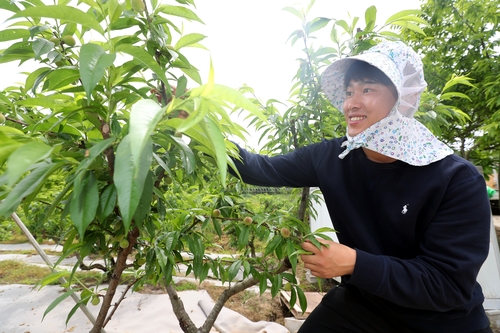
[{"left": 401, "top": 204, "right": 409, "bottom": 214}]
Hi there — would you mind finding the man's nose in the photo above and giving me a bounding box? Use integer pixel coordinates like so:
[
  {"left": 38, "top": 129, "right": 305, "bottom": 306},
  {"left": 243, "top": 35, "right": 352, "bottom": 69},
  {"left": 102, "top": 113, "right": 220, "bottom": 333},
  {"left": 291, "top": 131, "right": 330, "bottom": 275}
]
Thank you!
[{"left": 345, "top": 93, "right": 362, "bottom": 111}]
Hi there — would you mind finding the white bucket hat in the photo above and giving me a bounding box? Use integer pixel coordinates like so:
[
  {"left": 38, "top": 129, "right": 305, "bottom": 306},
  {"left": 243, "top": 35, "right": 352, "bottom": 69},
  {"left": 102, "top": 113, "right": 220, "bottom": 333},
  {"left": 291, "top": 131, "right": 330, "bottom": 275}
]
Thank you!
[{"left": 321, "top": 41, "right": 453, "bottom": 166}]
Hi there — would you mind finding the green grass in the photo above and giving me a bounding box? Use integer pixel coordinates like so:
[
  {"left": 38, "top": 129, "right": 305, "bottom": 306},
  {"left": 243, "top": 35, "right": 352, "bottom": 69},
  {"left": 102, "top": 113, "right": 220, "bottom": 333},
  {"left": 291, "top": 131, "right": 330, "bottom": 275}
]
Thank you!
[{"left": 0, "top": 260, "right": 104, "bottom": 285}]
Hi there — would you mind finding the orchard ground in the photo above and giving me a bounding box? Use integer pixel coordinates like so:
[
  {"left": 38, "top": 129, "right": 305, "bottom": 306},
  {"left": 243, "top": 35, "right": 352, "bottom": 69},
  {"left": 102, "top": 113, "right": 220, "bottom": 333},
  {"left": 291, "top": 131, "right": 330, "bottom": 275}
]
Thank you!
[{"left": 1, "top": 218, "right": 500, "bottom": 332}]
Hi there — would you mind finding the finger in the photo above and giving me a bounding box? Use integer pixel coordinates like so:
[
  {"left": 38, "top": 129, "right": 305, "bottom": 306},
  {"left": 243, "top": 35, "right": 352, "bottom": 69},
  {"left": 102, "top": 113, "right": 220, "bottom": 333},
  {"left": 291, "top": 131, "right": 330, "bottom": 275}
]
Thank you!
[{"left": 301, "top": 241, "right": 321, "bottom": 254}]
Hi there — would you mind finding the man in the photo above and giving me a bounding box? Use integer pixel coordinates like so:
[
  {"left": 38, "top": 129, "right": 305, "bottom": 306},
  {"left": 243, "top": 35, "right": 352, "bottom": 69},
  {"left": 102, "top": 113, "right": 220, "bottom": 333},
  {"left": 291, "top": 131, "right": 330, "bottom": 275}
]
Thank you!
[{"left": 231, "top": 41, "right": 492, "bottom": 332}]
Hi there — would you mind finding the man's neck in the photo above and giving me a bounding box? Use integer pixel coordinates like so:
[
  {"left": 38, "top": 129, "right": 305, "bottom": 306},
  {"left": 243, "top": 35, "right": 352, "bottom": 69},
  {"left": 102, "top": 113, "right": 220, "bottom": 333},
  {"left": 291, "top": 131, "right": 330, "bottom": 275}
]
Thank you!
[{"left": 362, "top": 147, "right": 397, "bottom": 163}]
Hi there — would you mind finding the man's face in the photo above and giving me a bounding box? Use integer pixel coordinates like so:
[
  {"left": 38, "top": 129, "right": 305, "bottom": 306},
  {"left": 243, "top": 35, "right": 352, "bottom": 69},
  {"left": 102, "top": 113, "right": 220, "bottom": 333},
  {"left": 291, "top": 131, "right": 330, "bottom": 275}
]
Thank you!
[{"left": 343, "top": 79, "right": 398, "bottom": 137}]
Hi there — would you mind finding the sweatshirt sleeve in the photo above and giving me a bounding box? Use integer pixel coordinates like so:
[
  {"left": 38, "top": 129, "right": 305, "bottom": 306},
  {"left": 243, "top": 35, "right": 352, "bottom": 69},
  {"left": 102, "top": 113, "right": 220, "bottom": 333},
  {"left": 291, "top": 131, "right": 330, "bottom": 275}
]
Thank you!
[
  {"left": 346, "top": 168, "right": 491, "bottom": 312},
  {"left": 230, "top": 142, "right": 323, "bottom": 188}
]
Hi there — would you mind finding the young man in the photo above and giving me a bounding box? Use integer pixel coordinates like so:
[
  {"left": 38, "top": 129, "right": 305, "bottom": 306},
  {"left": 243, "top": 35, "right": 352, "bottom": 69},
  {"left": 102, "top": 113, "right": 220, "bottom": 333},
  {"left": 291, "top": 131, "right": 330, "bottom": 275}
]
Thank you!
[{"left": 231, "top": 41, "right": 492, "bottom": 332}]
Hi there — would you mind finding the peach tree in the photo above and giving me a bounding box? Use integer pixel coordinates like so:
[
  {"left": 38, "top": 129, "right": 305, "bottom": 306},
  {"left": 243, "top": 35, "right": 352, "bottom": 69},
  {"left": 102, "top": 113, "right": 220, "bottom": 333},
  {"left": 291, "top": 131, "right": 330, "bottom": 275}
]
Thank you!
[{"left": 0, "top": 0, "right": 330, "bottom": 332}]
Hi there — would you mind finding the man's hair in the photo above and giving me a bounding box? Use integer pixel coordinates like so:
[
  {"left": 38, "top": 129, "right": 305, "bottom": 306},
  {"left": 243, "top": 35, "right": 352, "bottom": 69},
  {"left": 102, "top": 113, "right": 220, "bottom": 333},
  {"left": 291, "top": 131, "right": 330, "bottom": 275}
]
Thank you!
[{"left": 343, "top": 60, "right": 395, "bottom": 89}]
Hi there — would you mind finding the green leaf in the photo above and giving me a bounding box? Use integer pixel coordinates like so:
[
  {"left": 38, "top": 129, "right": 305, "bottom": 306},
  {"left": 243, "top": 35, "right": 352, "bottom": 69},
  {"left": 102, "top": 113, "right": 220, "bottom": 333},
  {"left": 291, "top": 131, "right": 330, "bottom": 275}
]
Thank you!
[
  {"left": 180, "top": 66, "right": 202, "bottom": 85},
  {"left": 114, "top": 135, "right": 152, "bottom": 231},
  {"left": 264, "top": 235, "right": 282, "bottom": 257},
  {"left": 42, "top": 289, "right": 76, "bottom": 321},
  {"left": 169, "top": 135, "right": 195, "bottom": 174},
  {"left": 38, "top": 271, "right": 70, "bottom": 288},
  {"left": 129, "top": 99, "right": 164, "bottom": 170},
  {"left": 133, "top": 171, "right": 154, "bottom": 225},
  {"left": 259, "top": 274, "right": 267, "bottom": 295},
  {"left": 227, "top": 260, "right": 241, "bottom": 282},
  {"left": 282, "top": 6, "right": 304, "bottom": 21},
  {"left": 296, "top": 287, "right": 308, "bottom": 313},
  {"left": 0, "top": 162, "right": 62, "bottom": 217},
  {"left": 364, "top": 6, "right": 377, "bottom": 26},
  {"left": 32, "top": 38, "right": 54, "bottom": 59},
  {"left": 116, "top": 44, "right": 169, "bottom": 84},
  {"left": 335, "top": 20, "right": 350, "bottom": 33},
  {"left": 440, "top": 91, "right": 471, "bottom": 101},
  {"left": 79, "top": 43, "right": 116, "bottom": 99},
  {"left": 11, "top": 5, "right": 104, "bottom": 35},
  {"left": 75, "top": 138, "right": 115, "bottom": 175},
  {"left": 237, "top": 225, "right": 250, "bottom": 249},
  {"left": 214, "top": 84, "right": 267, "bottom": 121},
  {"left": 0, "top": 1, "right": 20, "bottom": 12},
  {"left": 390, "top": 20, "right": 425, "bottom": 35},
  {"left": 201, "top": 117, "right": 227, "bottom": 187},
  {"left": 385, "top": 10, "right": 423, "bottom": 25},
  {"left": 25, "top": 67, "right": 51, "bottom": 92},
  {"left": 0, "top": 141, "right": 22, "bottom": 167},
  {"left": 212, "top": 218, "right": 222, "bottom": 237},
  {"left": 97, "top": 184, "right": 117, "bottom": 221},
  {"left": 289, "top": 287, "right": 297, "bottom": 309},
  {"left": 107, "top": 0, "right": 123, "bottom": 24},
  {"left": 156, "top": 5, "right": 204, "bottom": 23},
  {"left": 6, "top": 141, "right": 52, "bottom": 187},
  {"left": 15, "top": 97, "right": 70, "bottom": 108},
  {"left": 66, "top": 302, "right": 82, "bottom": 325},
  {"left": 70, "top": 171, "right": 99, "bottom": 238},
  {"left": 44, "top": 68, "right": 80, "bottom": 91},
  {"left": 0, "top": 29, "right": 30, "bottom": 42},
  {"left": 307, "top": 17, "right": 330, "bottom": 35},
  {"left": 175, "top": 33, "right": 206, "bottom": 50}
]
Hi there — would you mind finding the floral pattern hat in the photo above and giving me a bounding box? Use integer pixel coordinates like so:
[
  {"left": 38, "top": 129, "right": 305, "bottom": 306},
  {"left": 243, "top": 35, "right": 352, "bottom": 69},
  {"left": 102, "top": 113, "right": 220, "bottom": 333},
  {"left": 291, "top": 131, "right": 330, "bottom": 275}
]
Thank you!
[{"left": 321, "top": 40, "right": 453, "bottom": 166}]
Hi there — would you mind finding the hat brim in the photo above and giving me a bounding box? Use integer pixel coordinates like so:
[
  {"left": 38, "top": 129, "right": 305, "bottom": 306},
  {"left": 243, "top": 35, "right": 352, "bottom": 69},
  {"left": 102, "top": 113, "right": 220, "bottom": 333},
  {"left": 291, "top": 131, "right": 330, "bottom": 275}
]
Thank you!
[{"left": 321, "top": 52, "right": 401, "bottom": 111}]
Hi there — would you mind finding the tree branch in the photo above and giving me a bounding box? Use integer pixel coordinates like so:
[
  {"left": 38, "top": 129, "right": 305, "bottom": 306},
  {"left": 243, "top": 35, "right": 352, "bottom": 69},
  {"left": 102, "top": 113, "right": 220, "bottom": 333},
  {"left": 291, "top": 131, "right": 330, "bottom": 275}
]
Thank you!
[
  {"left": 166, "top": 284, "right": 199, "bottom": 333},
  {"left": 198, "top": 258, "right": 291, "bottom": 333}
]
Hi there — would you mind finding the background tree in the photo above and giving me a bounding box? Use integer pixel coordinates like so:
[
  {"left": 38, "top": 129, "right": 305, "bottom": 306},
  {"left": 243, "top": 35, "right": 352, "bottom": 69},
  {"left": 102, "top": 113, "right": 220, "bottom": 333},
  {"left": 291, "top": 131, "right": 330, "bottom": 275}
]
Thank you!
[{"left": 403, "top": 0, "right": 500, "bottom": 175}]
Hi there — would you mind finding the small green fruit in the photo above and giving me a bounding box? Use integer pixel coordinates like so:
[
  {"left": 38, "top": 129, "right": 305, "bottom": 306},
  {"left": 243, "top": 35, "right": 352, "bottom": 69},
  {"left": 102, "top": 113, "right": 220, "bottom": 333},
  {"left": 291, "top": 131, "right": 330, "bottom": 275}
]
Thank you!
[
  {"left": 49, "top": 37, "right": 60, "bottom": 45},
  {"left": 61, "top": 35, "right": 76, "bottom": 47},
  {"left": 163, "top": 177, "right": 173, "bottom": 185},
  {"left": 91, "top": 295, "right": 100, "bottom": 306},
  {"left": 115, "top": 234, "right": 124, "bottom": 242},
  {"left": 137, "top": 258, "right": 146, "bottom": 266},
  {"left": 119, "top": 239, "right": 129, "bottom": 249},
  {"left": 131, "top": 0, "right": 146, "bottom": 12},
  {"left": 243, "top": 216, "right": 253, "bottom": 226},
  {"left": 0, "top": 113, "right": 5, "bottom": 123},
  {"left": 280, "top": 227, "right": 291, "bottom": 239},
  {"left": 212, "top": 209, "right": 221, "bottom": 218}
]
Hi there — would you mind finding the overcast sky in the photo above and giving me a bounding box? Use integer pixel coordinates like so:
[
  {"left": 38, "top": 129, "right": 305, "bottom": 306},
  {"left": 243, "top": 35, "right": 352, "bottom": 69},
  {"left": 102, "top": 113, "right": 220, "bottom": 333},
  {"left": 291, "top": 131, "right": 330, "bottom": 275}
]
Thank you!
[
  {"left": 190, "top": 0, "right": 422, "bottom": 102},
  {"left": 0, "top": 0, "right": 423, "bottom": 147}
]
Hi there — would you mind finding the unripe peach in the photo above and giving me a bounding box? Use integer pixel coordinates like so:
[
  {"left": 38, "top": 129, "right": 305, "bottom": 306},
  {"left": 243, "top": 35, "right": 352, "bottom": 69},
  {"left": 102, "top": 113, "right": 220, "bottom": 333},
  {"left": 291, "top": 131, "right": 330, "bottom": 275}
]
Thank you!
[
  {"left": 212, "top": 209, "right": 221, "bottom": 218},
  {"left": 49, "top": 37, "right": 60, "bottom": 45},
  {"left": 91, "top": 295, "right": 100, "bottom": 306},
  {"left": 280, "top": 227, "right": 291, "bottom": 239},
  {"left": 131, "top": 0, "right": 145, "bottom": 12},
  {"left": 61, "top": 35, "right": 76, "bottom": 47},
  {"left": 119, "top": 239, "right": 129, "bottom": 249},
  {"left": 243, "top": 216, "right": 253, "bottom": 226}
]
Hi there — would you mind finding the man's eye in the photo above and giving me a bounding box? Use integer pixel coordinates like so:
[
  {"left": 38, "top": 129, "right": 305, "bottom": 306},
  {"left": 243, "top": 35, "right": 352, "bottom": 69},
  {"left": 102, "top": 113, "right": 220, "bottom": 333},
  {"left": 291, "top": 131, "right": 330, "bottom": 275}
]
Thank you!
[
  {"left": 363, "top": 88, "right": 372, "bottom": 93},
  {"left": 346, "top": 91, "right": 353, "bottom": 96}
]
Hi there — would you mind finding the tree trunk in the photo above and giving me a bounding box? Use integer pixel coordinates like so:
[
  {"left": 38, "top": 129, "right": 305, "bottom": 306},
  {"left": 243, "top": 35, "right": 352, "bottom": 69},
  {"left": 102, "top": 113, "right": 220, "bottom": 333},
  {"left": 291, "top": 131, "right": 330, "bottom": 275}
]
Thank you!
[
  {"left": 297, "top": 187, "right": 310, "bottom": 222},
  {"left": 89, "top": 227, "right": 139, "bottom": 333}
]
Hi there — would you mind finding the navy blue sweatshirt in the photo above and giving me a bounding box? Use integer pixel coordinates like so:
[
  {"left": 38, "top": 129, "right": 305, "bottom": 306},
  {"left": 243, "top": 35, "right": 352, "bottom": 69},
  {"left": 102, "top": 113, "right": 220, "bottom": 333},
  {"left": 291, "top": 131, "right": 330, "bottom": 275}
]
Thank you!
[{"left": 232, "top": 138, "right": 491, "bottom": 332}]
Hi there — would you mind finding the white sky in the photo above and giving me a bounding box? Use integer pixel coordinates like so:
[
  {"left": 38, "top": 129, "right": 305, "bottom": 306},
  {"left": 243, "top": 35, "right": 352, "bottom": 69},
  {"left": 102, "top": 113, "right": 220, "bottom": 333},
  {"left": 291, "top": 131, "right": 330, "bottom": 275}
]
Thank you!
[
  {"left": 0, "top": 0, "right": 422, "bottom": 147},
  {"left": 190, "top": 0, "right": 422, "bottom": 103}
]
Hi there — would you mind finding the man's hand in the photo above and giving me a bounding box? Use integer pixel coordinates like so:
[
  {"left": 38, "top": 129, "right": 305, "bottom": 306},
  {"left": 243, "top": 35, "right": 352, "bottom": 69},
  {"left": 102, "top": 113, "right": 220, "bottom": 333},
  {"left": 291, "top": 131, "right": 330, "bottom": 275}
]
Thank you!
[{"left": 300, "top": 239, "right": 356, "bottom": 278}]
